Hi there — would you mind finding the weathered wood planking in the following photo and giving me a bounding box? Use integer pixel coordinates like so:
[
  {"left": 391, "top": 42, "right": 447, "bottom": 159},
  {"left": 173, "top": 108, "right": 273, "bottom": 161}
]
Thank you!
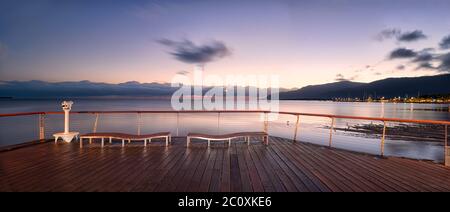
[{"left": 1, "top": 136, "right": 450, "bottom": 192}]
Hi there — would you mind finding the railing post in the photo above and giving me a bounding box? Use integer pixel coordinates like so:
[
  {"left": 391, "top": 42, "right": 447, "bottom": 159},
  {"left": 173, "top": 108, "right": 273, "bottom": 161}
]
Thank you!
[
  {"left": 293, "top": 115, "right": 300, "bottom": 142},
  {"left": 39, "top": 114, "right": 45, "bottom": 141},
  {"left": 381, "top": 121, "right": 387, "bottom": 157},
  {"left": 328, "top": 117, "right": 335, "bottom": 147},
  {"left": 217, "top": 112, "right": 221, "bottom": 134},
  {"left": 93, "top": 113, "right": 99, "bottom": 133},
  {"left": 176, "top": 112, "right": 179, "bottom": 136},
  {"left": 263, "top": 112, "right": 269, "bottom": 134},
  {"left": 445, "top": 124, "right": 449, "bottom": 166},
  {"left": 137, "top": 113, "right": 141, "bottom": 135}
]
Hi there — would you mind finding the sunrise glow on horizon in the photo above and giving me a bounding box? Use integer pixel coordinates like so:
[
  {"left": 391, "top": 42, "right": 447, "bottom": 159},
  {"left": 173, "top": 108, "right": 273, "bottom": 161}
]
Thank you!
[{"left": 1, "top": 0, "right": 450, "bottom": 89}]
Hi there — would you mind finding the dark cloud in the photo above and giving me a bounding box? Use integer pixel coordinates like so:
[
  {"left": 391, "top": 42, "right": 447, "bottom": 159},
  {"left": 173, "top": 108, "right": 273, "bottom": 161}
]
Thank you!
[
  {"left": 176, "top": 70, "right": 190, "bottom": 75},
  {"left": 439, "top": 35, "right": 450, "bottom": 50},
  {"left": 397, "top": 30, "right": 427, "bottom": 42},
  {"left": 376, "top": 29, "right": 427, "bottom": 42},
  {"left": 419, "top": 48, "right": 435, "bottom": 53},
  {"left": 389, "top": 48, "right": 417, "bottom": 59},
  {"left": 158, "top": 39, "right": 177, "bottom": 46},
  {"left": 416, "top": 62, "right": 436, "bottom": 70},
  {"left": 375, "top": 28, "right": 401, "bottom": 41},
  {"left": 335, "top": 74, "right": 347, "bottom": 82},
  {"left": 158, "top": 39, "right": 231, "bottom": 64},
  {"left": 412, "top": 53, "right": 433, "bottom": 63},
  {"left": 379, "top": 31, "right": 450, "bottom": 73},
  {"left": 437, "top": 53, "right": 450, "bottom": 72},
  {"left": 335, "top": 74, "right": 357, "bottom": 82},
  {"left": 401, "top": 51, "right": 450, "bottom": 72}
]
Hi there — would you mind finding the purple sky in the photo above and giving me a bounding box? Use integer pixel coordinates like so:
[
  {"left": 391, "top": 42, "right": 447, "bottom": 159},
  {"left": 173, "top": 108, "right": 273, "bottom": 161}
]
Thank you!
[{"left": 1, "top": 0, "right": 450, "bottom": 88}]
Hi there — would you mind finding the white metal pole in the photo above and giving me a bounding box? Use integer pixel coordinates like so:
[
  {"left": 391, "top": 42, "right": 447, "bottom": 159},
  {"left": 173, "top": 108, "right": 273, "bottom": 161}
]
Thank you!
[
  {"left": 445, "top": 124, "right": 448, "bottom": 166},
  {"left": 176, "top": 112, "right": 179, "bottom": 136},
  {"left": 217, "top": 112, "right": 220, "bottom": 134},
  {"left": 93, "top": 113, "right": 99, "bottom": 133},
  {"left": 264, "top": 112, "right": 269, "bottom": 133},
  {"left": 64, "top": 110, "right": 69, "bottom": 134},
  {"left": 329, "top": 117, "right": 335, "bottom": 147},
  {"left": 381, "top": 121, "right": 387, "bottom": 157},
  {"left": 137, "top": 113, "right": 141, "bottom": 135},
  {"left": 293, "top": 115, "right": 300, "bottom": 142},
  {"left": 39, "top": 114, "right": 45, "bottom": 140}
]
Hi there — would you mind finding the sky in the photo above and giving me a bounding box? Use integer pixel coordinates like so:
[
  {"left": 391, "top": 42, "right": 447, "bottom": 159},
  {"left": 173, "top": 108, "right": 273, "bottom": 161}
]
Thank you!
[{"left": 1, "top": 0, "right": 450, "bottom": 88}]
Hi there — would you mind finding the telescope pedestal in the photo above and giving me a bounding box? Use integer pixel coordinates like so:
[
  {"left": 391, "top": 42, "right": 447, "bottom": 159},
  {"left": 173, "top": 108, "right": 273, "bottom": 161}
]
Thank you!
[{"left": 53, "top": 132, "right": 79, "bottom": 143}]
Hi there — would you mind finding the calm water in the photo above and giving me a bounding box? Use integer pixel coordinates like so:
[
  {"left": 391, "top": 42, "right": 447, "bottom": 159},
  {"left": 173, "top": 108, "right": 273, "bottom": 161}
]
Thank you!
[{"left": 1, "top": 99, "right": 449, "bottom": 162}]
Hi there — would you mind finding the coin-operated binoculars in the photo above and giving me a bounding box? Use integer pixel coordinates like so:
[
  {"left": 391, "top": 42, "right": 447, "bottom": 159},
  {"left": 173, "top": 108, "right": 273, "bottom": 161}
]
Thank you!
[
  {"left": 62, "top": 101, "right": 73, "bottom": 134},
  {"left": 53, "top": 101, "right": 79, "bottom": 143}
]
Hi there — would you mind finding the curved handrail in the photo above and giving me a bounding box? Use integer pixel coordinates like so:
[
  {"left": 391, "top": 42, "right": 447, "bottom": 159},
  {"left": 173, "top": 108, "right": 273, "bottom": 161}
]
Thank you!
[
  {"left": 72, "top": 110, "right": 270, "bottom": 114},
  {"left": 277, "top": 111, "right": 450, "bottom": 125},
  {"left": 0, "top": 111, "right": 47, "bottom": 117},
  {"left": 0, "top": 110, "right": 449, "bottom": 125},
  {"left": 0, "top": 110, "right": 269, "bottom": 117},
  {"left": 0, "top": 109, "right": 448, "bottom": 163}
]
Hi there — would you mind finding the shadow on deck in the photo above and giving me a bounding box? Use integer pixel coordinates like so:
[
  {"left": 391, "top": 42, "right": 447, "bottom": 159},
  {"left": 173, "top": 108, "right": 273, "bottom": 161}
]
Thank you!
[{"left": 1, "top": 136, "right": 450, "bottom": 192}]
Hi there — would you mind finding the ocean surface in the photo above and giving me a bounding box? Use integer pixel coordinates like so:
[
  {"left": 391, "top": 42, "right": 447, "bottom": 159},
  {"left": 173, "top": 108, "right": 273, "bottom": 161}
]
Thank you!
[{"left": 1, "top": 99, "right": 449, "bottom": 162}]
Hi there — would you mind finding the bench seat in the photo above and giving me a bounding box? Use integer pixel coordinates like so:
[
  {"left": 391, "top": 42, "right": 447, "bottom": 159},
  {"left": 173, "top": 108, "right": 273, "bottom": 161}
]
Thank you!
[
  {"left": 187, "top": 132, "right": 268, "bottom": 147},
  {"left": 80, "top": 132, "right": 171, "bottom": 147}
]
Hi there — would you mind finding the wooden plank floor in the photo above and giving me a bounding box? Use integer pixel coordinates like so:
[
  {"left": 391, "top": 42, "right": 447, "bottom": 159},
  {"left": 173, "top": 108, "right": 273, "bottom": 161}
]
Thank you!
[{"left": 1, "top": 136, "right": 450, "bottom": 192}]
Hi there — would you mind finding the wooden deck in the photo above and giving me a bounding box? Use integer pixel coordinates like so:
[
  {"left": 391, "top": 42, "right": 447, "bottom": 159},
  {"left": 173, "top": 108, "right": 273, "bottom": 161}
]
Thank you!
[{"left": 1, "top": 136, "right": 450, "bottom": 192}]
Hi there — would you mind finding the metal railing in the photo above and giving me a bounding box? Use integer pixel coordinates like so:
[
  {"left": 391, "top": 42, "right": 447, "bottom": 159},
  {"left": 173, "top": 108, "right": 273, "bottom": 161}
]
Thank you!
[
  {"left": 0, "top": 110, "right": 449, "bottom": 165},
  {"left": 277, "top": 111, "right": 450, "bottom": 157}
]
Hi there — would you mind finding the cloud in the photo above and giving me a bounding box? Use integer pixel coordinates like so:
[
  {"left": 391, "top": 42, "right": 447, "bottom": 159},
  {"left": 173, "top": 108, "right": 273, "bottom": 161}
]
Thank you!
[
  {"left": 129, "top": 1, "right": 167, "bottom": 20},
  {"left": 416, "top": 62, "right": 436, "bottom": 70},
  {"left": 396, "top": 65, "right": 405, "bottom": 70},
  {"left": 335, "top": 74, "right": 346, "bottom": 81},
  {"left": 158, "top": 39, "right": 231, "bottom": 64},
  {"left": 376, "top": 28, "right": 427, "bottom": 42},
  {"left": 437, "top": 53, "right": 450, "bottom": 72},
  {"left": 393, "top": 51, "right": 448, "bottom": 72},
  {"left": 412, "top": 52, "right": 433, "bottom": 63},
  {"left": 439, "top": 35, "right": 450, "bottom": 50},
  {"left": 375, "top": 28, "right": 401, "bottom": 41},
  {"left": 176, "top": 70, "right": 190, "bottom": 75},
  {"left": 335, "top": 74, "right": 357, "bottom": 82},
  {"left": 389, "top": 48, "right": 417, "bottom": 59},
  {"left": 397, "top": 30, "right": 427, "bottom": 42},
  {"left": 419, "top": 48, "right": 435, "bottom": 53},
  {"left": 377, "top": 31, "right": 450, "bottom": 73}
]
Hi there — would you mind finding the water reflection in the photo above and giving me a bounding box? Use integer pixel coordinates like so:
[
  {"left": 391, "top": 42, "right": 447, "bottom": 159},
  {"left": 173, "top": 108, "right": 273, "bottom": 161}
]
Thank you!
[{"left": 0, "top": 99, "right": 449, "bottom": 162}]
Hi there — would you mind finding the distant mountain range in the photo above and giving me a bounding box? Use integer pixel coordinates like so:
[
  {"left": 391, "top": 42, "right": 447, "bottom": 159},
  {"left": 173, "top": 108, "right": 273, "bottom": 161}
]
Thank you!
[
  {"left": 0, "top": 80, "right": 291, "bottom": 98},
  {"left": 0, "top": 80, "right": 178, "bottom": 98},
  {"left": 279, "top": 74, "right": 450, "bottom": 100},
  {"left": 1, "top": 74, "right": 449, "bottom": 99}
]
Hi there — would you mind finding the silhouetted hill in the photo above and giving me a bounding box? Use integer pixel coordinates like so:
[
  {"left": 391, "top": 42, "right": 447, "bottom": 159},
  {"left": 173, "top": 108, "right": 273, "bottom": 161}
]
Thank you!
[
  {"left": 279, "top": 74, "right": 450, "bottom": 100},
  {"left": 2, "top": 74, "right": 449, "bottom": 99},
  {"left": 0, "top": 80, "right": 288, "bottom": 98},
  {"left": 0, "top": 80, "right": 178, "bottom": 98},
  {"left": 279, "top": 81, "right": 365, "bottom": 100}
]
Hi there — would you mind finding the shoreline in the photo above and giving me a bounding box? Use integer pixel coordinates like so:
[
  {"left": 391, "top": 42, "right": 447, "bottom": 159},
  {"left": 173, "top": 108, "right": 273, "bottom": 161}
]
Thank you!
[
  {"left": 332, "top": 123, "right": 448, "bottom": 143},
  {"left": 1, "top": 97, "right": 450, "bottom": 105}
]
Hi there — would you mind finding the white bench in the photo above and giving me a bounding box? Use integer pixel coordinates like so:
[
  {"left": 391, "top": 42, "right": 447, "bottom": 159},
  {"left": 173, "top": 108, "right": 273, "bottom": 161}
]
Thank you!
[
  {"left": 79, "top": 132, "right": 171, "bottom": 147},
  {"left": 187, "top": 132, "right": 268, "bottom": 147}
]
